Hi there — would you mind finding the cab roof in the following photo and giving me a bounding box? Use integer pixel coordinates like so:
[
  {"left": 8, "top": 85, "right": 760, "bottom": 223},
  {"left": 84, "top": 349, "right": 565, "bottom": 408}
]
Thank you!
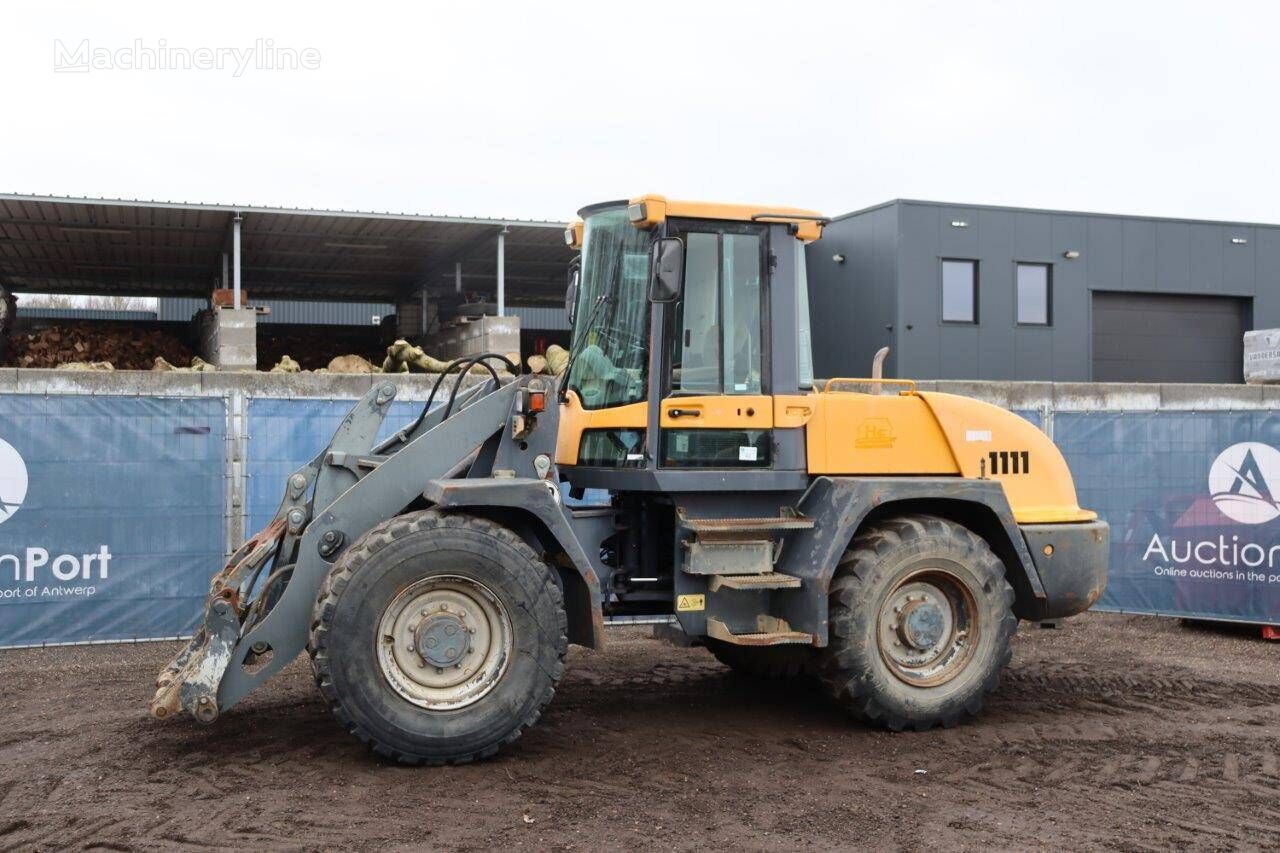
[{"left": 573, "top": 194, "right": 827, "bottom": 244}]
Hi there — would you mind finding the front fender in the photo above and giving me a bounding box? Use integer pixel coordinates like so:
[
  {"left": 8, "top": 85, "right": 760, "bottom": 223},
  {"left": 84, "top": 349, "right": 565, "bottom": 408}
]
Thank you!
[{"left": 423, "top": 477, "right": 606, "bottom": 649}]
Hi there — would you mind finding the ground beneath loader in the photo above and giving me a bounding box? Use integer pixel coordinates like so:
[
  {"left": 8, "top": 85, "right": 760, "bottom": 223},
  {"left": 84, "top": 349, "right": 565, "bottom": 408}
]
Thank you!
[{"left": 2, "top": 612, "right": 1279, "bottom": 851}]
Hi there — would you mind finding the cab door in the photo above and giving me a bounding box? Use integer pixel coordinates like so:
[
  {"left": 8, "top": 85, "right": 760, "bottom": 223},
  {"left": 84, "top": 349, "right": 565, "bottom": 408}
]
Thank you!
[{"left": 660, "top": 224, "right": 773, "bottom": 468}]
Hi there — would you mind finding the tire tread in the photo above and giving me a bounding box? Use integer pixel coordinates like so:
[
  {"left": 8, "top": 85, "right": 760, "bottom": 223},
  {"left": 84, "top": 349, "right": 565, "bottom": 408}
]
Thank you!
[{"left": 308, "top": 509, "right": 567, "bottom": 766}]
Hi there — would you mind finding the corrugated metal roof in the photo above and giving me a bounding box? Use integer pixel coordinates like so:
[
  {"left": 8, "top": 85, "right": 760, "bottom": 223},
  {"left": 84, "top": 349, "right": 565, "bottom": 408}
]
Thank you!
[
  {"left": 159, "top": 297, "right": 393, "bottom": 326},
  {"left": 0, "top": 193, "right": 573, "bottom": 305},
  {"left": 17, "top": 306, "right": 157, "bottom": 322},
  {"left": 508, "top": 305, "right": 570, "bottom": 331}
]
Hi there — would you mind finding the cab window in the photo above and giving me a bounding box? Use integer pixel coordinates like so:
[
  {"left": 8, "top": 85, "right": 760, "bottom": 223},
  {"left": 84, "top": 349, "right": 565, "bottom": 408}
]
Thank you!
[{"left": 671, "top": 230, "right": 764, "bottom": 395}]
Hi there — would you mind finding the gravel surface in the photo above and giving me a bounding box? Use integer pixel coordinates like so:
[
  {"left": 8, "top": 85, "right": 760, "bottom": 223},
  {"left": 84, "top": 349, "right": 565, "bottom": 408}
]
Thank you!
[{"left": 2, "top": 612, "right": 1278, "bottom": 851}]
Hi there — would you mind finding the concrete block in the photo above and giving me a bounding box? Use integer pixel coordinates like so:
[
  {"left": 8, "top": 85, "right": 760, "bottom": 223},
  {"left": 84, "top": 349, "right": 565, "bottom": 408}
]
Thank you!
[
  {"left": 1244, "top": 329, "right": 1280, "bottom": 384},
  {"left": 1052, "top": 382, "right": 1160, "bottom": 412},
  {"left": 1261, "top": 385, "right": 1280, "bottom": 408},
  {"left": 1005, "top": 382, "right": 1056, "bottom": 412},
  {"left": 198, "top": 308, "right": 257, "bottom": 371},
  {"left": 933, "top": 381, "right": 1013, "bottom": 408},
  {"left": 202, "top": 371, "right": 376, "bottom": 400},
  {"left": 1159, "top": 383, "right": 1264, "bottom": 410},
  {"left": 16, "top": 367, "right": 204, "bottom": 397}
]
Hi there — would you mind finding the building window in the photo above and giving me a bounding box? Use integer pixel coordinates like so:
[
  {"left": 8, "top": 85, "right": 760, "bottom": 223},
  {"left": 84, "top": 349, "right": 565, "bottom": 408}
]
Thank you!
[
  {"left": 941, "top": 259, "right": 977, "bottom": 323},
  {"left": 1016, "top": 263, "right": 1051, "bottom": 325}
]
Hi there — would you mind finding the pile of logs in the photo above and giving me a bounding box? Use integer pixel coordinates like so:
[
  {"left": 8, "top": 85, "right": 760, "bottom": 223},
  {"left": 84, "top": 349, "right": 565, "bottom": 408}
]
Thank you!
[
  {"left": 257, "top": 326, "right": 383, "bottom": 371},
  {"left": 8, "top": 323, "right": 195, "bottom": 371}
]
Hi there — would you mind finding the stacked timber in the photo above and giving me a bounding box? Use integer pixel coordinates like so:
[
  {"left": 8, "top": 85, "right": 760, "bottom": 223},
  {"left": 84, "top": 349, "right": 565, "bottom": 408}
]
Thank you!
[{"left": 9, "top": 323, "right": 194, "bottom": 371}]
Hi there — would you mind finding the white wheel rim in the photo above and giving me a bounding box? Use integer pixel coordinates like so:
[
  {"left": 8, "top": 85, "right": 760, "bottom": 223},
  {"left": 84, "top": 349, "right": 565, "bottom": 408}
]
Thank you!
[{"left": 376, "top": 574, "right": 513, "bottom": 711}]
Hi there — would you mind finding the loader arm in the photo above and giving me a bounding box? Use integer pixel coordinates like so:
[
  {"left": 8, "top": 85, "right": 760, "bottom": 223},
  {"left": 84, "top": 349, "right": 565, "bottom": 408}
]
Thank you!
[{"left": 151, "top": 375, "right": 527, "bottom": 722}]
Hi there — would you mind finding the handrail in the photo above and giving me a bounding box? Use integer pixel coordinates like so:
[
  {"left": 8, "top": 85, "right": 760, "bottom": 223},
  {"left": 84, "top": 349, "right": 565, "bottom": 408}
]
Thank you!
[{"left": 821, "top": 377, "right": 918, "bottom": 394}]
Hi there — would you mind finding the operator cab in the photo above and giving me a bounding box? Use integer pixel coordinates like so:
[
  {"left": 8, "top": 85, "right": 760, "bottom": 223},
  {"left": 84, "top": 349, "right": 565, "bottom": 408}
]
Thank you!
[{"left": 556, "top": 195, "right": 827, "bottom": 493}]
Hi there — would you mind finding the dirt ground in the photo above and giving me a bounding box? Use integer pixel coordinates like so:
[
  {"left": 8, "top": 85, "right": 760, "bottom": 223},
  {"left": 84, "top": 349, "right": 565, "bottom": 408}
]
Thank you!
[{"left": 2, "top": 612, "right": 1279, "bottom": 852}]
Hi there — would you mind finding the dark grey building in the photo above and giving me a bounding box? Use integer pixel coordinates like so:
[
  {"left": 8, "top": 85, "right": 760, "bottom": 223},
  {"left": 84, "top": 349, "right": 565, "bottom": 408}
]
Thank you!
[{"left": 807, "top": 200, "right": 1280, "bottom": 383}]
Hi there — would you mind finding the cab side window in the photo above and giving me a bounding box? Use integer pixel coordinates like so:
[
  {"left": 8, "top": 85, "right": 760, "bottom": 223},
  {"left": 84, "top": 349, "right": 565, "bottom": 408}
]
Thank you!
[
  {"left": 723, "top": 233, "right": 762, "bottom": 394},
  {"left": 673, "top": 233, "right": 720, "bottom": 394},
  {"left": 671, "top": 231, "right": 764, "bottom": 395}
]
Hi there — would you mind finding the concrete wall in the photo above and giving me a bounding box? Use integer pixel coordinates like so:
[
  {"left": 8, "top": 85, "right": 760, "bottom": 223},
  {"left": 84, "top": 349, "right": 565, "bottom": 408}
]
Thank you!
[{"left": 813, "top": 200, "right": 1280, "bottom": 382}]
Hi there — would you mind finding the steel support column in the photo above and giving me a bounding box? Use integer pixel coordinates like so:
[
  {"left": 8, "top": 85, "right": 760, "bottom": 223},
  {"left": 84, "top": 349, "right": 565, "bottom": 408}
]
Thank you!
[
  {"left": 231, "top": 214, "right": 243, "bottom": 310},
  {"left": 497, "top": 227, "right": 507, "bottom": 317}
]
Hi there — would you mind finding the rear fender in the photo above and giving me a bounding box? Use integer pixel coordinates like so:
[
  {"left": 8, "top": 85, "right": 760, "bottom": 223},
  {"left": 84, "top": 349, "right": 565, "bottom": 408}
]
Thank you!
[{"left": 772, "top": 476, "right": 1046, "bottom": 644}]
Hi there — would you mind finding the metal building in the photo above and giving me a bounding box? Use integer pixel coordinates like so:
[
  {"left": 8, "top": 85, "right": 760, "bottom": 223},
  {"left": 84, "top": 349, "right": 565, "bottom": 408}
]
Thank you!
[{"left": 807, "top": 200, "right": 1280, "bottom": 383}]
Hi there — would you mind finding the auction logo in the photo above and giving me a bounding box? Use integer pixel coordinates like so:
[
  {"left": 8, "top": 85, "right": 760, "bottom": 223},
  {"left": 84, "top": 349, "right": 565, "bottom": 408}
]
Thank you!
[
  {"left": 0, "top": 438, "right": 27, "bottom": 526},
  {"left": 1209, "top": 442, "right": 1280, "bottom": 525}
]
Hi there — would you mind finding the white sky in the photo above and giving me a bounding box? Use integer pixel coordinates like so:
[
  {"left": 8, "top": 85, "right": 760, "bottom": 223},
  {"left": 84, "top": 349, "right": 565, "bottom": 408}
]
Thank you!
[{"left": 2, "top": 1, "right": 1277, "bottom": 225}]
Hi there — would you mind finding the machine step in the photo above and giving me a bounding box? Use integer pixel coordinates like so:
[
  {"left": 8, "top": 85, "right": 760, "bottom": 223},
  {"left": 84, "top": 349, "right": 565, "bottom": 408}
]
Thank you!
[
  {"left": 707, "top": 572, "right": 802, "bottom": 592},
  {"left": 683, "top": 539, "right": 773, "bottom": 575},
  {"left": 678, "top": 507, "right": 815, "bottom": 541},
  {"left": 706, "top": 616, "right": 814, "bottom": 647}
]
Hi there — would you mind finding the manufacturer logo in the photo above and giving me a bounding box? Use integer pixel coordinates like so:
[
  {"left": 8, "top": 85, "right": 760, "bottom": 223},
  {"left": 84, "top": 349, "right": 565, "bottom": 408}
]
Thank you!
[
  {"left": 0, "top": 438, "right": 27, "bottom": 526},
  {"left": 1209, "top": 442, "right": 1280, "bottom": 525},
  {"left": 855, "top": 418, "right": 895, "bottom": 449}
]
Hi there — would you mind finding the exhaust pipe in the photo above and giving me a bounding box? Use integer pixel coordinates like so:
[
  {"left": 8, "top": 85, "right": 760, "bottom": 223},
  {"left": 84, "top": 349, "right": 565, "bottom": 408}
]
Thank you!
[{"left": 870, "top": 346, "right": 889, "bottom": 394}]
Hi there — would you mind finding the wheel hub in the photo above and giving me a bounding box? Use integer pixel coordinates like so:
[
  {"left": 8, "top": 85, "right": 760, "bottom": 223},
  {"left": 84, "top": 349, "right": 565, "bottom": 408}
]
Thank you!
[
  {"left": 898, "top": 598, "right": 946, "bottom": 650},
  {"left": 376, "top": 575, "right": 512, "bottom": 711},
  {"left": 877, "top": 572, "right": 977, "bottom": 687},
  {"left": 415, "top": 612, "right": 472, "bottom": 669}
]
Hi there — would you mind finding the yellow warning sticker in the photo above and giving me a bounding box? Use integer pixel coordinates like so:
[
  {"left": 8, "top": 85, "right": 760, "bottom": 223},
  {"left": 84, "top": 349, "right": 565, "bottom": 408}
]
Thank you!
[{"left": 676, "top": 594, "right": 706, "bottom": 612}]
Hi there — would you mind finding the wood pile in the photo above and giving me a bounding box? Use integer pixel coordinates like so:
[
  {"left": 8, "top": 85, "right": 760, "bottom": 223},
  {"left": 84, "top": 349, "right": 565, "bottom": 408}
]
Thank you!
[
  {"left": 257, "top": 326, "right": 383, "bottom": 371},
  {"left": 8, "top": 323, "right": 195, "bottom": 370}
]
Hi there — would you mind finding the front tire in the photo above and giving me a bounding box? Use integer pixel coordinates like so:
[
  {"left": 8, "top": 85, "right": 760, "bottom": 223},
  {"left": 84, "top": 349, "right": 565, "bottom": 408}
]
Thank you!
[
  {"left": 817, "top": 515, "right": 1015, "bottom": 731},
  {"left": 309, "top": 510, "right": 567, "bottom": 765}
]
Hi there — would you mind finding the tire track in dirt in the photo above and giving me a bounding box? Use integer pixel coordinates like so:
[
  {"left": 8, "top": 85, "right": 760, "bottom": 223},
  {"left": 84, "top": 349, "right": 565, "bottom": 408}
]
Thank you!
[{"left": 0, "top": 613, "right": 1277, "bottom": 850}]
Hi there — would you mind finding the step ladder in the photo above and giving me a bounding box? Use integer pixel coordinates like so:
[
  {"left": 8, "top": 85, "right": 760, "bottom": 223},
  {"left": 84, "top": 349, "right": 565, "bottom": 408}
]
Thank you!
[{"left": 678, "top": 508, "right": 816, "bottom": 646}]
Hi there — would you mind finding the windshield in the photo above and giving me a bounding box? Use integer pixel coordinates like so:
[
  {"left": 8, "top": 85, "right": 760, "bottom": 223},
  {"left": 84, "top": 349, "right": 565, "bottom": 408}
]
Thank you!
[{"left": 567, "top": 206, "right": 652, "bottom": 409}]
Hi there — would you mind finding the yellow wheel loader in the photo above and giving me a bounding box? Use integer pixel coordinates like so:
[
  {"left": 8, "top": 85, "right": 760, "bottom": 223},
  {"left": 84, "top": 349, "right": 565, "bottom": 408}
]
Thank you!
[{"left": 150, "top": 195, "right": 1108, "bottom": 764}]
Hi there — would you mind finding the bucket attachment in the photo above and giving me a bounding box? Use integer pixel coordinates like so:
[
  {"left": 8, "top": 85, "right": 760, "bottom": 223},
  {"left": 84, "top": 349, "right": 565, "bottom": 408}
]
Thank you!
[
  {"left": 148, "top": 368, "right": 519, "bottom": 724},
  {"left": 150, "top": 518, "right": 287, "bottom": 721}
]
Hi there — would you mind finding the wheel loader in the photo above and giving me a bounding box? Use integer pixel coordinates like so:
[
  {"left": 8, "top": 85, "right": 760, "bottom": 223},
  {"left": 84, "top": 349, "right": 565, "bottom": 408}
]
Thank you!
[{"left": 150, "top": 194, "right": 1109, "bottom": 764}]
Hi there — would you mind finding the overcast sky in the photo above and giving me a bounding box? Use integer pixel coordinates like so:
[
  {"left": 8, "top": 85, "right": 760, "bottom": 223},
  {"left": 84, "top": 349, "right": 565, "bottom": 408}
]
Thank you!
[{"left": 2, "top": 1, "right": 1276, "bottom": 225}]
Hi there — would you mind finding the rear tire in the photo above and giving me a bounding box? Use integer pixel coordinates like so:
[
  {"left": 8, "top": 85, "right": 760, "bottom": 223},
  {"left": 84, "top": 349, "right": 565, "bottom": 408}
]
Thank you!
[
  {"left": 309, "top": 509, "right": 567, "bottom": 765},
  {"left": 817, "top": 515, "right": 1015, "bottom": 731},
  {"left": 705, "top": 639, "right": 813, "bottom": 679}
]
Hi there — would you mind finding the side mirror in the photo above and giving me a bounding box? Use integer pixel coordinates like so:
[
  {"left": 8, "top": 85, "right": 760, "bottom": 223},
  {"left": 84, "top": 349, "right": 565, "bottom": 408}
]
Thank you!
[
  {"left": 565, "top": 257, "right": 581, "bottom": 324},
  {"left": 649, "top": 238, "right": 684, "bottom": 303}
]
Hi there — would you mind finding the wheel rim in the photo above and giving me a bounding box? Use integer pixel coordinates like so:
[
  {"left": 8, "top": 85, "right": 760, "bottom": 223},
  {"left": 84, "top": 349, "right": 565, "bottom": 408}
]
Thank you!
[
  {"left": 876, "top": 568, "right": 979, "bottom": 687},
  {"left": 376, "top": 574, "right": 513, "bottom": 711}
]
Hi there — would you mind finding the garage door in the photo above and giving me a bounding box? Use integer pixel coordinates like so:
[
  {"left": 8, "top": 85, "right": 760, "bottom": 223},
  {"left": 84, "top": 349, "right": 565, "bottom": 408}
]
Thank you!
[{"left": 1092, "top": 292, "right": 1246, "bottom": 383}]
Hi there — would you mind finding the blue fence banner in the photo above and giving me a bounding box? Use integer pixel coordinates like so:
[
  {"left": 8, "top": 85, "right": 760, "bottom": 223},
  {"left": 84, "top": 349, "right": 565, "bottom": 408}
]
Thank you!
[
  {"left": 1057, "top": 411, "right": 1280, "bottom": 624},
  {"left": 246, "top": 398, "right": 423, "bottom": 534},
  {"left": 246, "top": 397, "right": 608, "bottom": 531},
  {"left": 0, "top": 395, "right": 226, "bottom": 647}
]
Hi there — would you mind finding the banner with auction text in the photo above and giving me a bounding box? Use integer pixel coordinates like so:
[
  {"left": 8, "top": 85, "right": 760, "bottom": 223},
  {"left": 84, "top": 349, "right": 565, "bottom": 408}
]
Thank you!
[{"left": 1057, "top": 411, "right": 1280, "bottom": 624}]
